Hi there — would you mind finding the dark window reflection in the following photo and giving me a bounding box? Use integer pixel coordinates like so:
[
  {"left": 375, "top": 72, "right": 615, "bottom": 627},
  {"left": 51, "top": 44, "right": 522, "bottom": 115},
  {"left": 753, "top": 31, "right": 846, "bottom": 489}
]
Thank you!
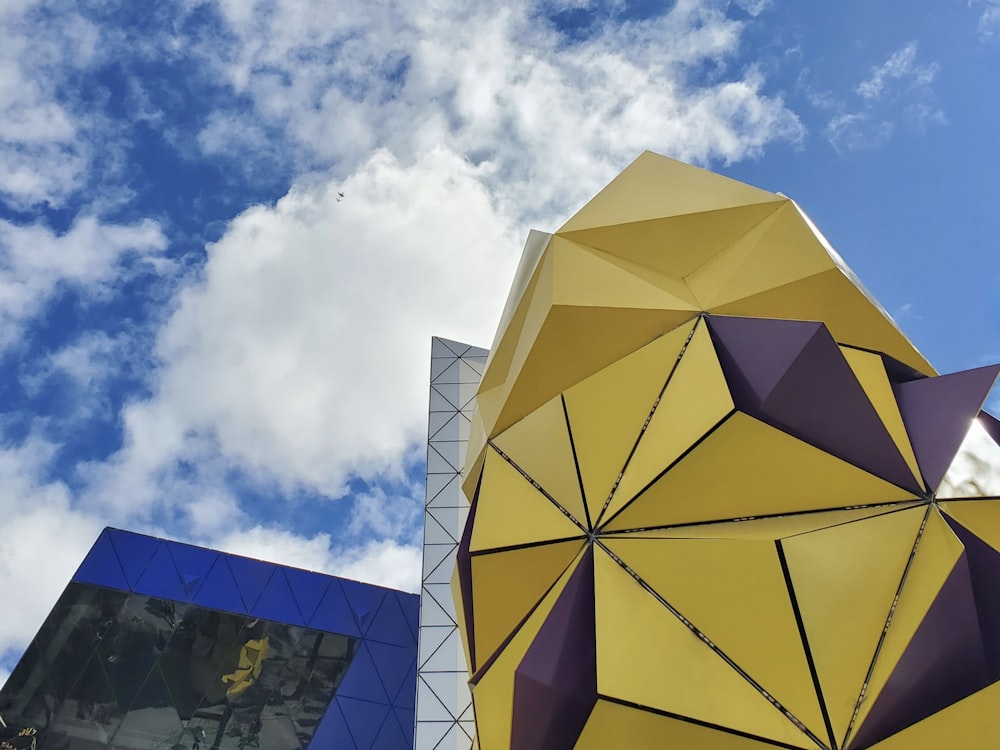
[{"left": 0, "top": 584, "right": 359, "bottom": 750}]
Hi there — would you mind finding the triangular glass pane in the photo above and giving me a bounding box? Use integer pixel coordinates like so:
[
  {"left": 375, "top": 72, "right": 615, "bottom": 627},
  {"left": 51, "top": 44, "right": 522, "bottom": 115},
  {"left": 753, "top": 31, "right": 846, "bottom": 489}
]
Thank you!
[
  {"left": 192, "top": 556, "right": 246, "bottom": 614},
  {"left": 397, "top": 591, "right": 419, "bottom": 643},
  {"left": 341, "top": 579, "right": 387, "bottom": 635},
  {"left": 108, "top": 529, "right": 160, "bottom": 589},
  {"left": 310, "top": 702, "right": 358, "bottom": 750},
  {"left": 339, "top": 696, "right": 391, "bottom": 750},
  {"left": 368, "top": 642, "right": 414, "bottom": 708},
  {"left": 310, "top": 580, "right": 361, "bottom": 636},
  {"left": 284, "top": 567, "right": 330, "bottom": 624},
  {"left": 166, "top": 541, "right": 219, "bottom": 600},
  {"left": 74, "top": 529, "right": 129, "bottom": 590},
  {"left": 338, "top": 644, "right": 389, "bottom": 704},
  {"left": 367, "top": 591, "right": 416, "bottom": 647},
  {"left": 394, "top": 706, "right": 415, "bottom": 747},
  {"left": 252, "top": 568, "right": 304, "bottom": 625},
  {"left": 133, "top": 543, "right": 186, "bottom": 601},
  {"left": 226, "top": 555, "right": 277, "bottom": 612}
]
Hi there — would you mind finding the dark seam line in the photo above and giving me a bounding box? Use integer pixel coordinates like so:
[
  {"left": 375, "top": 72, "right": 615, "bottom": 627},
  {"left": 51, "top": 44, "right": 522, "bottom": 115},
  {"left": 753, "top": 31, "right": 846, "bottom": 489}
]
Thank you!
[
  {"left": 842, "top": 503, "right": 932, "bottom": 746},
  {"left": 595, "top": 540, "right": 829, "bottom": 750},
  {"left": 599, "top": 408, "right": 735, "bottom": 531},
  {"left": 595, "top": 315, "right": 702, "bottom": 527},
  {"left": 777, "top": 539, "right": 837, "bottom": 750},
  {"left": 562, "top": 393, "right": 593, "bottom": 531}
]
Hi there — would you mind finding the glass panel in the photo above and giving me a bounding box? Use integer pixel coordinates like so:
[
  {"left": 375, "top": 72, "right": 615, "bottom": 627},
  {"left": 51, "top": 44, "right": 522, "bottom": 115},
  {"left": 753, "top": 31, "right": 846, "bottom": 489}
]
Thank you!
[{"left": 0, "top": 583, "right": 362, "bottom": 750}]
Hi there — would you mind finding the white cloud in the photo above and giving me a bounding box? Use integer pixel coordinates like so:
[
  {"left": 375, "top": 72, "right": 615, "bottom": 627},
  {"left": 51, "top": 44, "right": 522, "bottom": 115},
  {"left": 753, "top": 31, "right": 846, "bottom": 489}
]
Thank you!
[
  {"left": 825, "top": 112, "right": 894, "bottom": 153},
  {"left": 0, "top": 3, "right": 99, "bottom": 208},
  {"left": 731, "top": 0, "right": 772, "bottom": 17},
  {"left": 0, "top": 216, "right": 167, "bottom": 351},
  {"left": 208, "top": 525, "right": 422, "bottom": 592},
  {"left": 976, "top": 0, "right": 1000, "bottom": 37},
  {"left": 86, "top": 146, "right": 515, "bottom": 512},
  {"left": 821, "top": 41, "right": 943, "bottom": 152},
  {"left": 856, "top": 42, "right": 938, "bottom": 101},
  {"left": 75, "top": 0, "right": 804, "bottom": 515},
  {"left": 195, "top": 0, "right": 802, "bottom": 226},
  {"left": 0, "top": 0, "right": 810, "bottom": 674},
  {"left": 0, "top": 437, "right": 106, "bottom": 659}
]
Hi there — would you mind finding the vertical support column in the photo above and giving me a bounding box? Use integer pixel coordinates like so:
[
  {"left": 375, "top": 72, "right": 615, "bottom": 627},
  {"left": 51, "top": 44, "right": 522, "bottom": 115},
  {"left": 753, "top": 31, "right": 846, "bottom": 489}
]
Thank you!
[{"left": 415, "top": 337, "right": 488, "bottom": 750}]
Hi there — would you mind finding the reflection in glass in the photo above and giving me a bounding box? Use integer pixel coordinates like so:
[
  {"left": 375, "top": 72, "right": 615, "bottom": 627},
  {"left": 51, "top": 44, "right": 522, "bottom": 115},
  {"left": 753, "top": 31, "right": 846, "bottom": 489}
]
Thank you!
[{"left": 0, "top": 584, "right": 359, "bottom": 750}]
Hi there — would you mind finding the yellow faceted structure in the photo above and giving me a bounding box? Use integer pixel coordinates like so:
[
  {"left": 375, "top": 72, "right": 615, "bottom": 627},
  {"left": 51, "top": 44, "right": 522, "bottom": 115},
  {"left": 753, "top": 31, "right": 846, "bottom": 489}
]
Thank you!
[{"left": 453, "top": 152, "right": 1000, "bottom": 750}]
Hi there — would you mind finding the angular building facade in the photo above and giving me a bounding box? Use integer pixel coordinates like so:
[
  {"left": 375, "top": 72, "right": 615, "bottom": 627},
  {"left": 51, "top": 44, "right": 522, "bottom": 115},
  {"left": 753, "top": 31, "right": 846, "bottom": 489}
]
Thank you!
[
  {"left": 453, "top": 152, "right": 1000, "bottom": 750},
  {"left": 0, "top": 528, "right": 418, "bottom": 750}
]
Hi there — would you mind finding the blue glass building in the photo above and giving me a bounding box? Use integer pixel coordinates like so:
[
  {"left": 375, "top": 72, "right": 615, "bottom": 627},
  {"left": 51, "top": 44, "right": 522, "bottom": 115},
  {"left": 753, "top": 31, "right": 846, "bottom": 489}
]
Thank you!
[{"left": 0, "top": 528, "right": 418, "bottom": 750}]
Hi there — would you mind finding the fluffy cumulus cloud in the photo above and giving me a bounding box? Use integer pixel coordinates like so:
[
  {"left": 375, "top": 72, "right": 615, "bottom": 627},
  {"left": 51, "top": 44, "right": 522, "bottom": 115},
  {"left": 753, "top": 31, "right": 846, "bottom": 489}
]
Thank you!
[
  {"left": 0, "top": 1, "right": 100, "bottom": 208},
  {"left": 93, "top": 147, "right": 515, "bottom": 508},
  {"left": 0, "top": 0, "right": 809, "bottom": 670},
  {"left": 0, "top": 217, "right": 166, "bottom": 350}
]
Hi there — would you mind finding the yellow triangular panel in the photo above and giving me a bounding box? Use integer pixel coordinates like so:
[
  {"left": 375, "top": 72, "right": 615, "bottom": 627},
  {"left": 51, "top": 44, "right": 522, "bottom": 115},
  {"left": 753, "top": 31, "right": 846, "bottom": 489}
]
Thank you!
[
  {"left": 477, "top": 239, "right": 549, "bottom": 395},
  {"left": 840, "top": 346, "right": 923, "bottom": 488},
  {"left": 471, "top": 548, "right": 586, "bottom": 750},
  {"left": 604, "top": 537, "right": 827, "bottom": 739},
  {"left": 564, "top": 320, "right": 697, "bottom": 525},
  {"left": 710, "top": 267, "right": 934, "bottom": 376},
  {"left": 867, "top": 681, "right": 1000, "bottom": 750},
  {"left": 492, "top": 396, "right": 589, "bottom": 529},
  {"left": 576, "top": 699, "right": 788, "bottom": 750},
  {"left": 583, "top": 243, "right": 703, "bottom": 307},
  {"left": 559, "top": 151, "right": 783, "bottom": 232},
  {"left": 688, "top": 202, "right": 836, "bottom": 309},
  {"left": 604, "top": 319, "right": 734, "bottom": 525},
  {"left": 492, "top": 304, "right": 698, "bottom": 435},
  {"left": 470, "top": 539, "right": 584, "bottom": 671},
  {"left": 847, "top": 508, "right": 964, "bottom": 747},
  {"left": 550, "top": 236, "right": 700, "bottom": 311},
  {"left": 616, "top": 504, "right": 922, "bottom": 541},
  {"left": 782, "top": 506, "right": 926, "bottom": 743},
  {"left": 470, "top": 449, "right": 583, "bottom": 552},
  {"left": 561, "top": 202, "right": 785, "bottom": 279},
  {"left": 939, "top": 500, "right": 1000, "bottom": 551},
  {"left": 485, "top": 230, "right": 552, "bottom": 380},
  {"left": 605, "top": 412, "right": 917, "bottom": 532},
  {"left": 593, "top": 547, "right": 816, "bottom": 748}
]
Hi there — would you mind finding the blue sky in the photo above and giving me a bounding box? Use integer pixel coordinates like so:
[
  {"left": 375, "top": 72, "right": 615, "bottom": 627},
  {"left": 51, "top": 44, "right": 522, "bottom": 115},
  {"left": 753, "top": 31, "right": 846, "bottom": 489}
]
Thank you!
[{"left": 1, "top": 0, "right": 999, "bottom": 679}]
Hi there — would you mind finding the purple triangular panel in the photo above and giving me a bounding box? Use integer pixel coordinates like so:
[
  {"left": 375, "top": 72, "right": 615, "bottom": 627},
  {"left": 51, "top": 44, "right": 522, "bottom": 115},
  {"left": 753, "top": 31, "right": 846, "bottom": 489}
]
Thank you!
[
  {"left": 980, "top": 411, "right": 1000, "bottom": 449},
  {"left": 759, "top": 324, "right": 920, "bottom": 492},
  {"left": 709, "top": 315, "right": 920, "bottom": 492},
  {"left": 943, "top": 515, "right": 1000, "bottom": 679},
  {"left": 706, "top": 315, "right": 820, "bottom": 404},
  {"left": 848, "top": 553, "right": 989, "bottom": 749},
  {"left": 457, "top": 492, "right": 478, "bottom": 671},
  {"left": 510, "top": 547, "right": 596, "bottom": 750},
  {"left": 895, "top": 365, "right": 1000, "bottom": 492}
]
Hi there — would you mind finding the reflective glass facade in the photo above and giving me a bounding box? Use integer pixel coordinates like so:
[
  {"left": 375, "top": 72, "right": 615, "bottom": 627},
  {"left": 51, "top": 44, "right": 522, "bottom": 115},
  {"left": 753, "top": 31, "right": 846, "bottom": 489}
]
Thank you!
[{"left": 0, "top": 529, "right": 418, "bottom": 750}]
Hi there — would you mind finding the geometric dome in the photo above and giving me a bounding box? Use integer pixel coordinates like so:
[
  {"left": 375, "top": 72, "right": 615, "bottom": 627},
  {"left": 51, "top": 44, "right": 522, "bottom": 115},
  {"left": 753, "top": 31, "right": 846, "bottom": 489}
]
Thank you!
[{"left": 454, "top": 152, "right": 1000, "bottom": 750}]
